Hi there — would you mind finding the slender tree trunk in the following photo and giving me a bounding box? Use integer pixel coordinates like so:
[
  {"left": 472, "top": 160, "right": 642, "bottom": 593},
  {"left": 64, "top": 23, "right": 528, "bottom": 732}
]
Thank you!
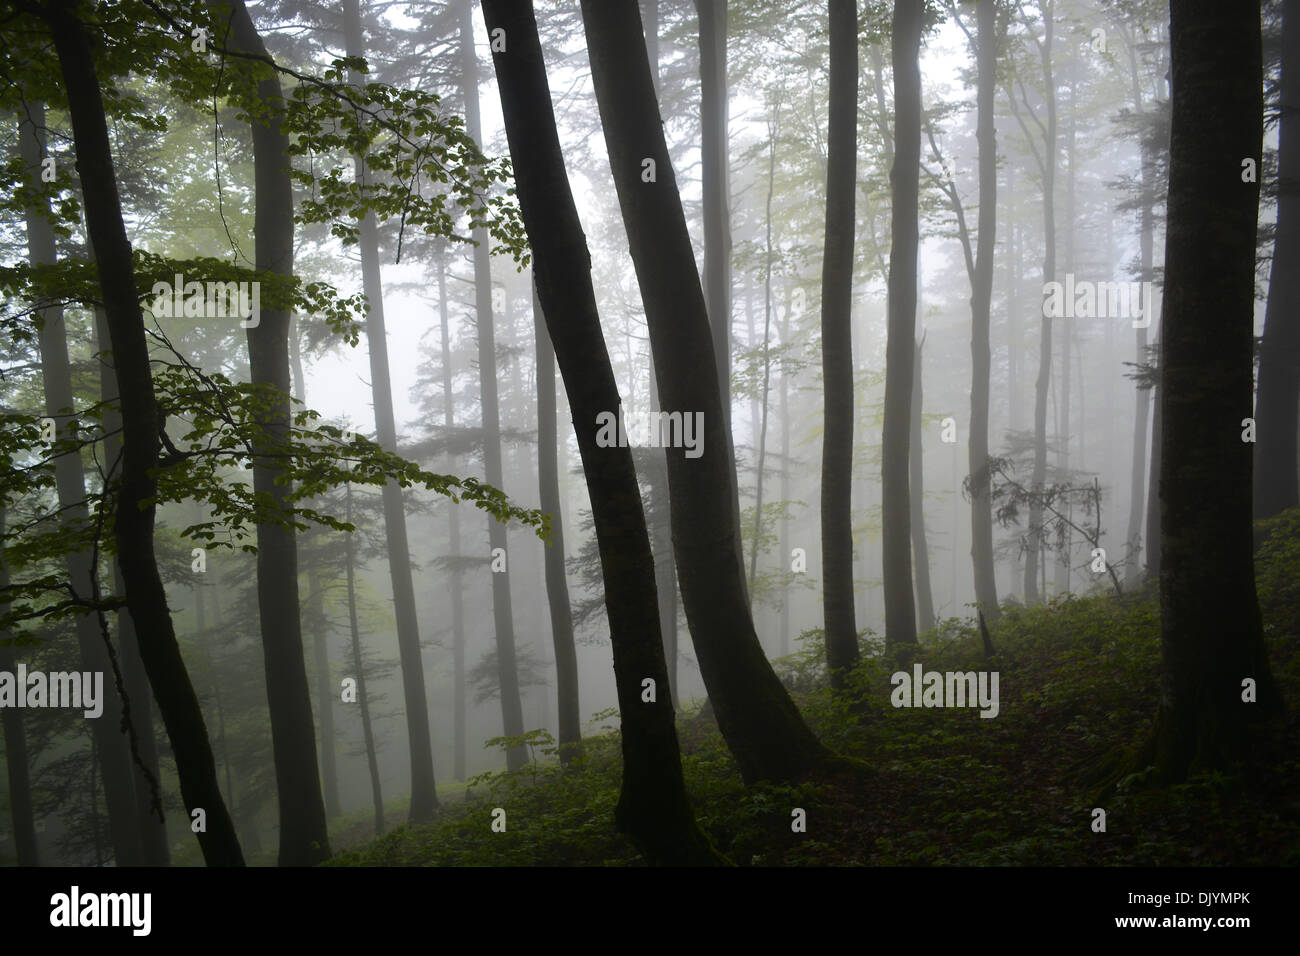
[
  {"left": 534, "top": 283, "right": 582, "bottom": 764},
  {"left": 218, "top": 0, "right": 331, "bottom": 866},
  {"left": 750, "top": 99, "right": 780, "bottom": 605},
  {"left": 435, "top": 255, "right": 468, "bottom": 782},
  {"left": 46, "top": 0, "right": 243, "bottom": 866},
  {"left": 821, "top": 0, "right": 861, "bottom": 686},
  {"left": 1256, "top": 0, "right": 1300, "bottom": 521},
  {"left": 1146, "top": 350, "right": 1163, "bottom": 577},
  {"left": 580, "top": 0, "right": 832, "bottom": 784},
  {"left": 483, "top": 0, "right": 722, "bottom": 862},
  {"left": 0, "top": 509, "right": 39, "bottom": 866},
  {"left": 20, "top": 105, "right": 143, "bottom": 867},
  {"left": 343, "top": 0, "right": 442, "bottom": 815},
  {"left": 1152, "top": 0, "right": 1282, "bottom": 782},
  {"left": 969, "top": 0, "right": 1000, "bottom": 621},
  {"left": 911, "top": 337, "right": 935, "bottom": 632},
  {"left": 95, "top": 307, "right": 169, "bottom": 865},
  {"left": 1125, "top": 79, "right": 1155, "bottom": 583},
  {"left": 345, "top": 485, "right": 385, "bottom": 836},
  {"left": 1055, "top": 78, "right": 1076, "bottom": 598},
  {"left": 779, "top": 296, "right": 792, "bottom": 658},
  {"left": 460, "top": 0, "right": 526, "bottom": 771},
  {"left": 1022, "top": 2, "right": 1057, "bottom": 607},
  {"left": 883, "top": 0, "right": 923, "bottom": 652}
]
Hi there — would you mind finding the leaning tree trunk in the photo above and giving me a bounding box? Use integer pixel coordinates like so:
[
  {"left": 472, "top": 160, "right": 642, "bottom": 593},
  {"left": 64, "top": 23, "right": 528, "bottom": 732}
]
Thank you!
[
  {"left": 821, "top": 0, "right": 861, "bottom": 688},
  {"left": 20, "top": 104, "right": 143, "bottom": 866},
  {"left": 1152, "top": 0, "right": 1282, "bottom": 783},
  {"left": 460, "top": 0, "right": 526, "bottom": 771},
  {"left": 343, "top": 0, "right": 441, "bottom": 817},
  {"left": 533, "top": 282, "right": 581, "bottom": 764},
  {"left": 219, "top": 0, "right": 330, "bottom": 866},
  {"left": 969, "top": 0, "right": 1000, "bottom": 621},
  {"left": 482, "top": 0, "right": 721, "bottom": 863},
  {"left": 45, "top": 0, "right": 243, "bottom": 866},
  {"left": 882, "top": 0, "right": 923, "bottom": 653},
  {"left": 1256, "top": 0, "right": 1300, "bottom": 521},
  {"left": 580, "top": 0, "right": 833, "bottom": 784}
]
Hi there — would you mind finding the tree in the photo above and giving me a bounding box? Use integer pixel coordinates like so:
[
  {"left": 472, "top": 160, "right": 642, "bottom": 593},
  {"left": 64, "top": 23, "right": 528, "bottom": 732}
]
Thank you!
[
  {"left": 343, "top": 0, "right": 440, "bottom": 821},
  {"left": 882, "top": 0, "right": 923, "bottom": 653},
  {"left": 820, "top": 0, "right": 860, "bottom": 688},
  {"left": 0, "top": 508, "right": 38, "bottom": 866},
  {"left": 217, "top": 0, "right": 331, "bottom": 866},
  {"left": 481, "top": 0, "right": 720, "bottom": 863},
  {"left": 580, "top": 0, "right": 832, "bottom": 784},
  {"left": 1151, "top": 0, "right": 1282, "bottom": 782},
  {"left": 1256, "top": 0, "right": 1300, "bottom": 521},
  {"left": 460, "top": 0, "right": 526, "bottom": 773},
  {"left": 533, "top": 283, "right": 581, "bottom": 763},
  {"left": 44, "top": 0, "right": 244, "bottom": 866}
]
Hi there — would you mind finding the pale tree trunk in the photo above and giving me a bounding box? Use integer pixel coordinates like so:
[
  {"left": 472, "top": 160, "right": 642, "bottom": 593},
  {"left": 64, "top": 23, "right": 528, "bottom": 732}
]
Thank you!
[
  {"left": 345, "top": 485, "right": 384, "bottom": 836},
  {"left": 911, "top": 337, "right": 935, "bottom": 633},
  {"left": 343, "top": 0, "right": 441, "bottom": 816}
]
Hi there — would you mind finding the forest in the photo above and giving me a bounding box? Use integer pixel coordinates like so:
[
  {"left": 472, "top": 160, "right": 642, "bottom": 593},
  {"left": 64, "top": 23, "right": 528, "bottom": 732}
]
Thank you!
[{"left": 0, "top": 0, "right": 1296, "bottom": 875}]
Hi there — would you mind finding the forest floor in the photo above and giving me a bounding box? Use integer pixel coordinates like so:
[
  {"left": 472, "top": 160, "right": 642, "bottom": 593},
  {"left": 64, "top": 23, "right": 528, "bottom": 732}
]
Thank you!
[{"left": 325, "top": 512, "right": 1300, "bottom": 867}]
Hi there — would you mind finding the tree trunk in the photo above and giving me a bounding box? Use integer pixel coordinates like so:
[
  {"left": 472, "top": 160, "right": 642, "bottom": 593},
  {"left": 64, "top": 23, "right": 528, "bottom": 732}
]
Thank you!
[
  {"left": 460, "top": 0, "right": 526, "bottom": 772},
  {"left": 20, "top": 105, "right": 144, "bottom": 866},
  {"left": 821, "top": 0, "right": 860, "bottom": 686},
  {"left": 0, "top": 509, "right": 39, "bottom": 866},
  {"left": 345, "top": 485, "right": 385, "bottom": 836},
  {"left": 750, "top": 100, "right": 780, "bottom": 606},
  {"left": 534, "top": 283, "right": 582, "bottom": 764},
  {"left": 482, "top": 0, "right": 721, "bottom": 863},
  {"left": 435, "top": 255, "right": 469, "bottom": 782},
  {"left": 46, "top": 0, "right": 243, "bottom": 866},
  {"left": 343, "top": 0, "right": 441, "bottom": 816},
  {"left": 779, "top": 296, "right": 792, "bottom": 658},
  {"left": 883, "top": 0, "right": 923, "bottom": 652},
  {"left": 580, "top": 0, "right": 832, "bottom": 783},
  {"left": 1256, "top": 0, "right": 1300, "bottom": 521},
  {"left": 911, "top": 337, "right": 935, "bottom": 633},
  {"left": 94, "top": 306, "right": 169, "bottom": 864},
  {"left": 969, "top": 0, "right": 1000, "bottom": 621},
  {"left": 218, "top": 0, "right": 330, "bottom": 865},
  {"left": 1152, "top": 0, "right": 1282, "bottom": 782}
]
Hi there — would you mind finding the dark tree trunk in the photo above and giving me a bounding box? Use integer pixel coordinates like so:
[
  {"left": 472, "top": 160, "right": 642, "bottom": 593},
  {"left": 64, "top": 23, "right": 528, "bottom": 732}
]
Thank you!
[
  {"left": 533, "top": 283, "right": 582, "bottom": 764},
  {"left": 345, "top": 485, "right": 385, "bottom": 836},
  {"left": 20, "top": 105, "right": 143, "bottom": 866},
  {"left": 821, "top": 0, "right": 860, "bottom": 686},
  {"left": 1256, "top": 0, "right": 1300, "bottom": 521},
  {"left": 343, "top": 0, "right": 441, "bottom": 817},
  {"left": 482, "top": 0, "right": 721, "bottom": 863},
  {"left": 883, "top": 0, "right": 923, "bottom": 652},
  {"left": 1146, "top": 361, "right": 1162, "bottom": 578},
  {"left": 94, "top": 307, "right": 169, "bottom": 865},
  {"left": 460, "top": 0, "right": 526, "bottom": 771},
  {"left": 911, "top": 338, "right": 935, "bottom": 633},
  {"left": 435, "top": 255, "right": 469, "bottom": 782},
  {"left": 218, "top": 0, "right": 330, "bottom": 866},
  {"left": 580, "top": 0, "right": 832, "bottom": 784},
  {"left": 1153, "top": 0, "right": 1282, "bottom": 782},
  {"left": 0, "top": 510, "right": 39, "bottom": 866},
  {"left": 46, "top": 0, "right": 243, "bottom": 866},
  {"left": 969, "top": 0, "right": 1000, "bottom": 621}
]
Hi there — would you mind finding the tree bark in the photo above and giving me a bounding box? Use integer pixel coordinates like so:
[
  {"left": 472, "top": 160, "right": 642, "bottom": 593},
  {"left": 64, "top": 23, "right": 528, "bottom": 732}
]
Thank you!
[
  {"left": 343, "top": 0, "right": 441, "bottom": 818},
  {"left": 46, "top": 0, "right": 243, "bottom": 866},
  {"left": 883, "top": 0, "right": 923, "bottom": 652},
  {"left": 969, "top": 0, "right": 1000, "bottom": 621},
  {"left": 482, "top": 0, "right": 721, "bottom": 863},
  {"left": 1152, "top": 0, "right": 1282, "bottom": 782},
  {"left": 821, "top": 0, "right": 861, "bottom": 686},
  {"left": 580, "top": 0, "right": 832, "bottom": 784},
  {"left": 218, "top": 0, "right": 331, "bottom": 865},
  {"left": 0, "top": 509, "right": 39, "bottom": 866},
  {"left": 345, "top": 485, "right": 384, "bottom": 836},
  {"left": 534, "top": 283, "right": 582, "bottom": 764},
  {"left": 460, "top": 0, "right": 526, "bottom": 772},
  {"left": 911, "top": 337, "right": 935, "bottom": 633},
  {"left": 1256, "top": 0, "right": 1300, "bottom": 521}
]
